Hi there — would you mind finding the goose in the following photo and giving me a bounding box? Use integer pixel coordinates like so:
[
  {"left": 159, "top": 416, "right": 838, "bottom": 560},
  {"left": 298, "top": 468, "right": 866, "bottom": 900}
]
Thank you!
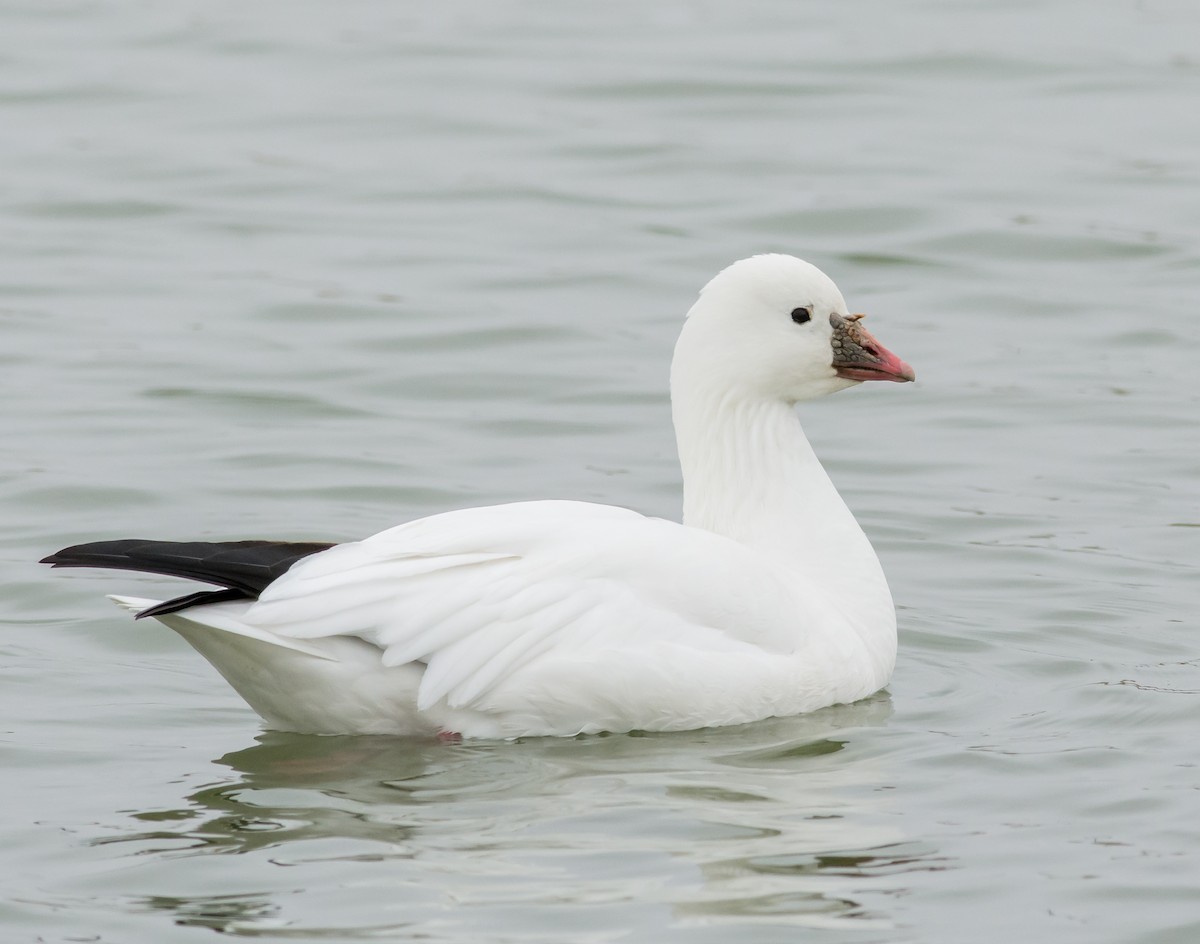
[{"left": 42, "top": 254, "right": 915, "bottom": 739}]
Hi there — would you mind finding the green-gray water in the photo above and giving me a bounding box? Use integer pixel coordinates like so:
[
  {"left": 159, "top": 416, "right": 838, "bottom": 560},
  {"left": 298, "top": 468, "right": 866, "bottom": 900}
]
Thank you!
[{"left": 5, "top": 2, "right": 1199, "bottom": 941}]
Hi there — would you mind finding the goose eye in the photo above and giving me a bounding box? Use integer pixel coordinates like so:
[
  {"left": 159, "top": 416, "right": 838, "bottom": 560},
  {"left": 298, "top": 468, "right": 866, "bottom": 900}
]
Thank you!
[{"left": 790, "top": 307, "right": 812, "bottom": 325}]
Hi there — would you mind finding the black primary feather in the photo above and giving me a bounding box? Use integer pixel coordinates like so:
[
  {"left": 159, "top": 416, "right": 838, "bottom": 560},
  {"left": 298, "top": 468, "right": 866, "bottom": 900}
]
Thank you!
[
  {"left": 134, "top": 588, "right": 256, "bottom": 619},
  {"left": 40, "top": 539, "right": 336, "bottom": 617}
]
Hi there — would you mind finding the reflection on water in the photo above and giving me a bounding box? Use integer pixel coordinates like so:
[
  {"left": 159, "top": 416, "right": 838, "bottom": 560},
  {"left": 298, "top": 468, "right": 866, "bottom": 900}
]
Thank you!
[
  {"left": 140, "top": 894, "right": 292, "bottom": 936},
  {"left": 97, "top": 737, "right": 440, "bottom": 858},
  {"left": 88, "top": 696, "right": 955, "bottom": 937}
]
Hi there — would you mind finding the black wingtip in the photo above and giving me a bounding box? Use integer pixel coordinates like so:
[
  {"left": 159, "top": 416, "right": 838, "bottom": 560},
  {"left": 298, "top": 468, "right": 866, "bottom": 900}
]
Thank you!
[
  {"left": 40, "top": 542, "right": 148, "bottom": 568},
  {"left": 135, "top": 588, "right": 251, "bottom": 619},
  {"left": 41, "top": 538, "right": 338, "bottom": 613}
]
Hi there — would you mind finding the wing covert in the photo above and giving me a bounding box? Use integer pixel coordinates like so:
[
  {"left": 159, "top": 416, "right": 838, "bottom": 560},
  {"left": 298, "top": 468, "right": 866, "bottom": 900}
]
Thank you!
[{"left": 244, "top": 501, "right": 825, "bottom": 714}]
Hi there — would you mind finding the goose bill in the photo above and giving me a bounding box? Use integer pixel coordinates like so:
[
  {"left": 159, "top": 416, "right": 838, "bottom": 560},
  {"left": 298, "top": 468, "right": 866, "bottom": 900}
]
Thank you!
[{"left": 830, "top": 312, "right": 915, "bottom": 383}]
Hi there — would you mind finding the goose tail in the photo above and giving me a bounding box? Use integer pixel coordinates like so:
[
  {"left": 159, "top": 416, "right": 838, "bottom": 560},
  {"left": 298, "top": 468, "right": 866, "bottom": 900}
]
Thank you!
[{"left": 106, "top": 595, "right": 428, "bottom": 735}]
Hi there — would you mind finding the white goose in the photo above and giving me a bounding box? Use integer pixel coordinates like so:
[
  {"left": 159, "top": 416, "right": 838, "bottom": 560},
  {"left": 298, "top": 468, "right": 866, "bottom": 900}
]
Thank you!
[{"left": 44, "top": 254, "right": 914, "bottom": 739}]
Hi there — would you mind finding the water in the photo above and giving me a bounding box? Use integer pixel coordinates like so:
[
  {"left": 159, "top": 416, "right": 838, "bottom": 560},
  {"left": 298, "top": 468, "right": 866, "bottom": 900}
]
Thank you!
[{"left": 4, "top": 1, "right": 1199, "bottom": 940}]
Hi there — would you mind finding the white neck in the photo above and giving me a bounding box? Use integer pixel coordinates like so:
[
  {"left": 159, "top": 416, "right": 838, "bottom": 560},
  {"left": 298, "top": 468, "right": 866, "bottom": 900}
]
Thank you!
[{"left": 669, "top": 371, "right": 896, "bottom": 658}]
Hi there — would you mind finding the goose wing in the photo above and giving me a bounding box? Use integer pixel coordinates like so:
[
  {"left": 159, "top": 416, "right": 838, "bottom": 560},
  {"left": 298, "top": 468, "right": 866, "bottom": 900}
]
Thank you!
[{"left": 245, "top": 500, "right": 834, "bottom": 715}]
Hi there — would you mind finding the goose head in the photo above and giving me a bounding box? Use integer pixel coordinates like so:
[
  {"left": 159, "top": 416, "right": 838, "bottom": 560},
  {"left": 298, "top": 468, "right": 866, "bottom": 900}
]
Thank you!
[{"left": 671, "top": 254, "right": 915, "bottom": 404}]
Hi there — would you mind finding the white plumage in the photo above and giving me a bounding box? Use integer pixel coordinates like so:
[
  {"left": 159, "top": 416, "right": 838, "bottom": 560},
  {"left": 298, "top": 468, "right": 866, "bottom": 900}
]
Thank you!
[{"left": 68, "top": 254, "right": 915, "bottom": 739}]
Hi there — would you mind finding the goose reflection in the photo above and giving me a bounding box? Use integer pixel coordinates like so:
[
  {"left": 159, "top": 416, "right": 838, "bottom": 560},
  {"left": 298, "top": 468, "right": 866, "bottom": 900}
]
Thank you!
[
  {"left": 102, "top": 695, "right": 952, "bottom": 935},
  {"left": 100, "top": 734, "right": 463, "bottom": 857}
]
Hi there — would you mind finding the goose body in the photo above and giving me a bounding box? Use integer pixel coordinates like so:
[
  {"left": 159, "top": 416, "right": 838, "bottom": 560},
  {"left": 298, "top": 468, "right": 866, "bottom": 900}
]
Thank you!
[{"left": 44, "top": 254, "right": 914, "bottom": 739}]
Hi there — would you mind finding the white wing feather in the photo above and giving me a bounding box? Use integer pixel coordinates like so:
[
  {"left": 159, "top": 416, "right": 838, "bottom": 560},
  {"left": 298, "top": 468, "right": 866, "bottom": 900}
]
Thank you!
[{"left": 245, "top": 501, "right": 839, "bottom": 716}]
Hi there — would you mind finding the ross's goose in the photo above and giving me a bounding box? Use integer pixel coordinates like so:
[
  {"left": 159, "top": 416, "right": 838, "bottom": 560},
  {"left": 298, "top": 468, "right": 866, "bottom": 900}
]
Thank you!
[{"left": 43, "top": 254, "right": 915, "bottom": 739}]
